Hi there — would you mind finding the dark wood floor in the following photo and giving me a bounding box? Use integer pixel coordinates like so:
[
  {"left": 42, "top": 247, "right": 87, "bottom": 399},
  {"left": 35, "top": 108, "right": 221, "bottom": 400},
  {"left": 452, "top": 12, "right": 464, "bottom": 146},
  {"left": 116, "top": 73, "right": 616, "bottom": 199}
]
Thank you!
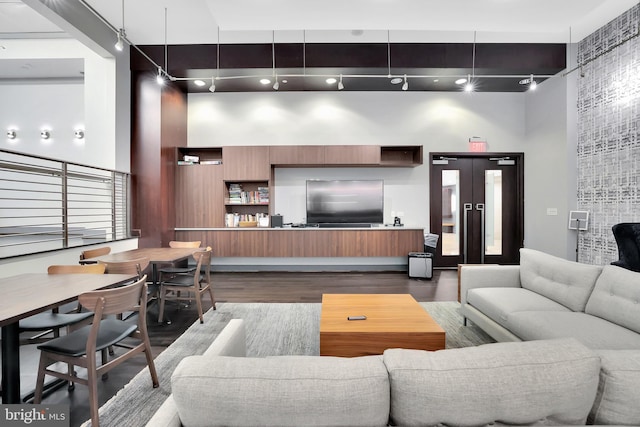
[{"left": 17, "top": 270, "right": 458, "bottom": 426}]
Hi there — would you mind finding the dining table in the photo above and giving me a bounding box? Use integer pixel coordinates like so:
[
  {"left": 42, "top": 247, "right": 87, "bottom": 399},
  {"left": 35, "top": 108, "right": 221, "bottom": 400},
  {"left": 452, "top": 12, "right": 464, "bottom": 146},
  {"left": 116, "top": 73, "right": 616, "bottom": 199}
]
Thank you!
[
  {"left": 84, "top": 247, "right": 200, "bottom": 285},
  {"left": 0, "top": 272, "right": 137, "bottom": 403}
]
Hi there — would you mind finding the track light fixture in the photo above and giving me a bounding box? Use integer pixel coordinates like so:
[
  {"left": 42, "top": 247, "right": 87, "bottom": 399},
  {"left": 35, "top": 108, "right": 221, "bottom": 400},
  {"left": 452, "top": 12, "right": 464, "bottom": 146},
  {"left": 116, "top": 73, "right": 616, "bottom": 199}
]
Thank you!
[
  {"left": 209, "top": 77, "right": 216, "bottom": 93},
  {"left": 402, "top": 74, "right": 408, "bottom": 91},
  {"left": 464, "top": 74, "right": 474, "bottom": 92},
  {"left": 115, "top": 29, "right": 125, "bottom": 51},
  {"left": 529, "top": 74, "right": 537, "bottom": 91},
  {"left": 156, "top": 67, "right": 164, "bottom": 85},
  {"left": 338, "top": 74, "right": 344, "bottom": 90},
  {"left": 7, "top": 129, "right": 16, "bottom": 139},
  {"left": 273, "top": 75, "right": 279, "bottom": 90}
]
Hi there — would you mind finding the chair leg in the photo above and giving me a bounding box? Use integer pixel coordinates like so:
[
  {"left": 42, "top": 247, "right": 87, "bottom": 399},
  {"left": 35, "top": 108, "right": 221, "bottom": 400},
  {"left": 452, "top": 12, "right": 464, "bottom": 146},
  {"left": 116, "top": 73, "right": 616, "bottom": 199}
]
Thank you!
[
  {"left": 158, "top": 287, "right": 166, "bottom": 323},
  {"left": 101, "top": 348, "right": 109, "bottom": 380},
  {"left": 34, "top": 354, "right": 50, "bottom": 403},
  {"left": 208, "top": 286, "right": 216, "bottom": 311},
  {"left": 67, "top": 363, "right": 75, "bottom": 391},
  {"left": 87, "top": 356, "right": 100, "bottom": 427},
  {"left": 195, "top": 290, "right": 204, "bottom": 324}
]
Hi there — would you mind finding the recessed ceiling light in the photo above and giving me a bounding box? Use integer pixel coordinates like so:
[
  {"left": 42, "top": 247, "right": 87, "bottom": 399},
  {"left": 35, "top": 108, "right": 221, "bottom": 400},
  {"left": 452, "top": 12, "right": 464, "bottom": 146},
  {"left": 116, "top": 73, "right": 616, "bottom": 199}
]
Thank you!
[
  {"left": 194, "top": 80, "right": 206, "bottom": 87},
  {"left": 326, "top": 78, "right": 337, "bottom": 84},
  {"left": 282, "top": 79, "right": 288, "bottom": 84},
  {"left": 260, "top": 78, "right": 271, "bottom": 85},
  {"left": 433, "top": 79, "right": 439, "bottom": 83},
  {"left": 390, "top": 77, "right": 403, "bottom": 85},
  {"left": 455, "top": 78, "right": 467, "bottom": 85}
]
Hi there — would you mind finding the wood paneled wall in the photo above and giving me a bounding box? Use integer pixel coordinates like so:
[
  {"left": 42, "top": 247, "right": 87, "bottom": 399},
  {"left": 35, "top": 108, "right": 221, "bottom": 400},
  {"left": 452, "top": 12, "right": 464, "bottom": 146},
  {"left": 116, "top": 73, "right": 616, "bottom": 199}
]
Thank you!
[{"left": 131, "top": 72, "right": 187, "bottom": 247}]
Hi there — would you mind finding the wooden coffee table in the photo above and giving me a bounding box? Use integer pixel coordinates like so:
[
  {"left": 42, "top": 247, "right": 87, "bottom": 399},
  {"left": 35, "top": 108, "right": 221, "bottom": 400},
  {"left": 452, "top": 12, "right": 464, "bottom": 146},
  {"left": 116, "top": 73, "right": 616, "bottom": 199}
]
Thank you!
[{"left": 320, "top": 294, "right": 446, "bottom": 357}]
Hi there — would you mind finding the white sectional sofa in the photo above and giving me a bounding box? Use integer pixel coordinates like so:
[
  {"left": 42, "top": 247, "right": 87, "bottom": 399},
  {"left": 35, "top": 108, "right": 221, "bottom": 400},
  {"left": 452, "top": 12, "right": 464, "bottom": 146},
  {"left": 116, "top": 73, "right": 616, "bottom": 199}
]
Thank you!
[
  {"left": 146, "top": 318, "right": 640, "bottom": 427},
  {"left": 460, "top": 248, "right": 640, "bottom": 350}
]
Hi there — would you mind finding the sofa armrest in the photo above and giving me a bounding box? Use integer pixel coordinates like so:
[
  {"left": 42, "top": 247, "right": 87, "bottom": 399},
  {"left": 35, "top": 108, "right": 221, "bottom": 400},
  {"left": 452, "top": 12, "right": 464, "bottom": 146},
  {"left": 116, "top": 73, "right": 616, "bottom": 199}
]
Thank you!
[
  {"left": 203, "top": 318, "right": 247, "bottom": 357},
  {"left": 145, "top": 396, "right": 182, "bottom": 427},
  {"left": 460, "top": 265, "right": 521, "bottom": 305}
]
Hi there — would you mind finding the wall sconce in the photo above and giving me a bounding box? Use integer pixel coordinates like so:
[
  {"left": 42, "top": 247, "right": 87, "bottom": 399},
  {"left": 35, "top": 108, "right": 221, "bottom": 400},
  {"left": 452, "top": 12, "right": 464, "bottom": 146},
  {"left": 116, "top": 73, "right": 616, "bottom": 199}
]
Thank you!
[
  {"left": 74, "top": 129, "right": 85, "bottom": 139},
  {"left": 40, "top": 130, "right": 51, "bottom": 139},
  {"left": 7, "top": 129, "right": 16, "bottom": 139}
]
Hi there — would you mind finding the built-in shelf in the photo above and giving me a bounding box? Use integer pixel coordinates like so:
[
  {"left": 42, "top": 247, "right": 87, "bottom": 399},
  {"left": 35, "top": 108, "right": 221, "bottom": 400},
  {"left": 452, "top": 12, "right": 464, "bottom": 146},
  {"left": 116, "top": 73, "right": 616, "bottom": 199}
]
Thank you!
[
  {"left": 380, "top": 146, "right": 423, "bottom": 166},
  {"left": 177, "top": 147, "right": 223, "bottom": 164}
]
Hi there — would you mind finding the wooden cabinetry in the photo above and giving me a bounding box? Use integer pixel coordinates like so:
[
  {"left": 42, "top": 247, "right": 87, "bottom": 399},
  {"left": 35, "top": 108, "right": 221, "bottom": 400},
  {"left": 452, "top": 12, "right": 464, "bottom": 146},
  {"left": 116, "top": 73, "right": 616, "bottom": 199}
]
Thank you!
[
  {"left": 324, "top": 145, "right": 381, "bottom": 165},
  {"left": 269, "top": 145, "right": 325, "bottom": 166},
  {"left": 223, "top": 146, "right": 270, "bottom": 180},
  {"left": 380, "top": 146, "right": 423, "bottom": 167},
  {"left": 175, "top": 228, "right": 424, "bottom": 257},
  {"left": 175, "top": 164, "right": 225, "bottom": 228}
]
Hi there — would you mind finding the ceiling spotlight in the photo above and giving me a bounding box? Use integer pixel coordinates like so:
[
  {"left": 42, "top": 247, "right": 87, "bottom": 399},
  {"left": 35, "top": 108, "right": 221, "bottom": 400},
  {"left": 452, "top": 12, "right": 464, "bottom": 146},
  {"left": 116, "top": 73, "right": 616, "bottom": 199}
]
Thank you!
[
  {"left": 529, "top": 74, "right": 537, "bottom": 91},
  {"left": 156, "top": 67, "right": 164, "bottom": 85},
  {"left": 464, "top": 74, "right": 474, "bottom": 92},
  {"left": 455, "top": 78, "right": 467, "bottom": 85},
  {"left": 74, "top": 129, "right": 84, "bottom": 139},
  {"left": 194, "top": 79, "right": 206, "bottom": 87},
  {"left": 326, "top": 78, "right": 337, "bottom": 85},
  {"left": 260, "top": 78, "right": 271, "bottom": 85},
  {"left": 209, "top": 77, "right": 216, "bottom": 93},
  {"left": 40, "top": 130, "right": 50, "bottom": 140},
  {"left": 7, "top": 129, "right": 16, "bottom": 139},
  {"left": 273, "top": 79, "right": 280, "bottom": 91},
  {"left": 402, "top": 74, "right": 408, "bottom": 91},
  {"left": 338, "top": 75, "right": 344, "bottom": 90},
  {"left": 390, "top": 77, "right": 403, "bottom": 85},
  {"left": 114, "top": 29, "right": 126, "bottom": 52}
]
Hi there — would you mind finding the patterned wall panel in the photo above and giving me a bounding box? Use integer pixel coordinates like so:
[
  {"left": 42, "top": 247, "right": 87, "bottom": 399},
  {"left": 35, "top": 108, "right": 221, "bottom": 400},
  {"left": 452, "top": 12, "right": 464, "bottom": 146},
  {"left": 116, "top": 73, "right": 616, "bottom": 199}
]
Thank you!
[{"left": 576, "top": 4, "right": 640, "bottom": 265}]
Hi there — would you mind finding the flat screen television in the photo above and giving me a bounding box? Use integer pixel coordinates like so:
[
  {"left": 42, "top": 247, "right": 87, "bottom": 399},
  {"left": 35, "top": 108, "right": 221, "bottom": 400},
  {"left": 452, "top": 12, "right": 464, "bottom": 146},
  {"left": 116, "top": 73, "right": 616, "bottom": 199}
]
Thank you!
[{"left": 306, "top": 180, "right": 384, "bottom": 225}]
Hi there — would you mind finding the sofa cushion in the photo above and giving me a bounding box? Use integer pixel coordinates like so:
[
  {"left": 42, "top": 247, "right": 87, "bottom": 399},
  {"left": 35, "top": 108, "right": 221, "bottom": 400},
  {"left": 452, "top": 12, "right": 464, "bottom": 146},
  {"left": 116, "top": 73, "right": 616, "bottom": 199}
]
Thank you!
[
  {"left": 383, "top": 338, "right": 600, "bottom": 426},
  {"left": 507, "top": 311, "right": 640, "bottom": 349},
  {"left": 467, "top": 287, "right": 570, "bottom": 328},
  {"left": 589, "top": 350, "right": 640, "bottom": 425},
  {"left": 585, "top": 264, "right": 640, "bottom": 334},
  {"left": 519, "top": 248, "right": 602, "bottom": 311},
  {"left": 171, "top": 354, "right": 390, "bottom": 427}
]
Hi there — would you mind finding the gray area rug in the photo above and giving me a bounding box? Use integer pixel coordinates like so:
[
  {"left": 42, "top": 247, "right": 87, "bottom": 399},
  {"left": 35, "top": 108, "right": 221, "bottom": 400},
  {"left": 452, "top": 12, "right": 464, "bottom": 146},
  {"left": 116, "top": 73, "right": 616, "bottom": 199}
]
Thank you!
[{"left": 86, "top": 301, "right": 494, "bottom": 427}]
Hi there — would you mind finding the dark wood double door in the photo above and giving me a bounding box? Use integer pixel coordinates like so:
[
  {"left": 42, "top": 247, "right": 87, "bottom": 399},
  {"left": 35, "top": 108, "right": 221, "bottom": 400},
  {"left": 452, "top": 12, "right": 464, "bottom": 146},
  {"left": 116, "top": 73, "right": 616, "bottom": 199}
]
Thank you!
[{"left": 429, "top": 153, "right": 524, "bottom": 267}]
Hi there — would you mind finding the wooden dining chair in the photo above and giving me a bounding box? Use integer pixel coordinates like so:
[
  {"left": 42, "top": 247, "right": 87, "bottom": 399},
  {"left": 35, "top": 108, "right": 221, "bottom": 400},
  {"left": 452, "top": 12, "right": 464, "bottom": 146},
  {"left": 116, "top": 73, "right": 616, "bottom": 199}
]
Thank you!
[
  {"left": 33, "top": 276, "right": 159, "bottom": 427},
  {"left": 158, "top": 247, "right": 215, "bottom": 324},
  {"left": 98, "top": 256, "right": 150, "bottom": 279},
  {"left": 20, "top": 264, "right": 106, "bottom": 344},
  {"left": 168, "top": 240, "right": 201, "bottom": 248},
  {"left": 79, "top": 246, "right": 111, "bottom": 264}
]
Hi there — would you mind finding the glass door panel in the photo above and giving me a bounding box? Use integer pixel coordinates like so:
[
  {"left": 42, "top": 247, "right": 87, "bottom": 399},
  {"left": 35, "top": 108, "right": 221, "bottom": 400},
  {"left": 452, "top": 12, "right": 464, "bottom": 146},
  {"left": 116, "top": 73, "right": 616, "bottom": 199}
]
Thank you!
[
  {"left": 441, "top": 170, "right": 459, "bottom": 256},
  {"left": 484, "top": 170, "right": 503, "bottom": 256}
]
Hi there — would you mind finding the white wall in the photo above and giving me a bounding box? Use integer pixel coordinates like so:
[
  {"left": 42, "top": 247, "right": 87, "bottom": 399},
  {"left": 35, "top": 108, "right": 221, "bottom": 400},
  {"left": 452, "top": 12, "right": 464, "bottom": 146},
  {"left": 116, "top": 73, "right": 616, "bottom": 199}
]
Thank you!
[{"left": 189, "top": 91, "right": 530, "bottom": 231}]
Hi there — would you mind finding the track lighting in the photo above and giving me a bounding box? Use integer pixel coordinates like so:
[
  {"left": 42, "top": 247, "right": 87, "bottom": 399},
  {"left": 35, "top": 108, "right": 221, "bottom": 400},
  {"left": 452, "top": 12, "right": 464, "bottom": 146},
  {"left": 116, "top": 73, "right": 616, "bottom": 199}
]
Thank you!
[
  {"left": 338, "top": 74, "right": 344, "bottom": 90},
  {"left": 40, "top": 130, "right": 50, "bottom": 139},
  {"left": 401, "top": 74, "right": 408, "bottom": 91},
  {"left": 464, "top": 74, "right": 474, "bottom": 92},
  {"left": 156, "top": 67, "right": 164, "bottom": 85},
  {"left": 273, "top": 75, "right": 279, "bottom": 90},
  {"left": 7, "top": 129, "right": 16, "bottom": 139},
  {"left": 529, "top": 74, "right": 537, "bottom": 91},
  {"left": 115, "top": 29, "right": 125, "bottom": 51},
  {"left": 209, "top": 77, "right": 216, "bottom": 93}
]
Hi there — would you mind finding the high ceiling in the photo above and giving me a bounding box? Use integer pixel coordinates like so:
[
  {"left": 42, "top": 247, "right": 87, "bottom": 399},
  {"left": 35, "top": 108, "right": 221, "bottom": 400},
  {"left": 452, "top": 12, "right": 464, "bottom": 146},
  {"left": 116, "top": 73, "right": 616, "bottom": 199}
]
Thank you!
[{"left": 0, "top": 0, "right": 638, "bottom": 92}]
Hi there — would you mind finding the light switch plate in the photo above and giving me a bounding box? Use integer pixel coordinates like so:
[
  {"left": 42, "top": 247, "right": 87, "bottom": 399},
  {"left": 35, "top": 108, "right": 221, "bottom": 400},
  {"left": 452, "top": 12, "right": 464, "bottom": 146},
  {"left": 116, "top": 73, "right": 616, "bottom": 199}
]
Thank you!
[{"left": 547, "top": 208, "right": 558, "bottom": 216}]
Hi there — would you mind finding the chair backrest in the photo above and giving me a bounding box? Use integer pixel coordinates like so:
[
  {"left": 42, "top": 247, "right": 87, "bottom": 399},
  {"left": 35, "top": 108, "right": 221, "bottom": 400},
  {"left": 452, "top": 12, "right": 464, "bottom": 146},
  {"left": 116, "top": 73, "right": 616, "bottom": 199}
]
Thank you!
[
  {"left": 79, "top": 246, "right": 111, "bottom": 261},
  {"left": 99, "top": 257, "right": 150, "bottom": 279},
  {"left": 169, "top": 240, "right": 201, "bottom": 248},
  {"left": 48, "top": 264, "right": 106, "bottom": 274},
  {"left": 79, "top": 275, "right": 147, "bottom": 317},
  {"left": 193, "top": 247, "right": 212, "bottom": 283},
  {"left": 612, "top": 223, "right": 640, "bottom": 272}
]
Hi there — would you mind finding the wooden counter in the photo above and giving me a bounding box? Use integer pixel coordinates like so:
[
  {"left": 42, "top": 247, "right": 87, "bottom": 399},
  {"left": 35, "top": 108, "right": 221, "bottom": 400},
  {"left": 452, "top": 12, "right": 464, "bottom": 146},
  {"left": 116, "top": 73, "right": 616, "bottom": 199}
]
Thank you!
[{"left": 174, "top": 227, "right": 423, "bottom": 257}]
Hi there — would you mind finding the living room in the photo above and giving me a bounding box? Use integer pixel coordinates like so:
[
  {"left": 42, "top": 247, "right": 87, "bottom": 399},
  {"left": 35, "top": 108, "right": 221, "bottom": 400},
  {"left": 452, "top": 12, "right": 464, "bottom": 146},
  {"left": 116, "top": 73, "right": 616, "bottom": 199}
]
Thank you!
[{"left": 1, "top": 1, "right": 639, "bottom": 426}]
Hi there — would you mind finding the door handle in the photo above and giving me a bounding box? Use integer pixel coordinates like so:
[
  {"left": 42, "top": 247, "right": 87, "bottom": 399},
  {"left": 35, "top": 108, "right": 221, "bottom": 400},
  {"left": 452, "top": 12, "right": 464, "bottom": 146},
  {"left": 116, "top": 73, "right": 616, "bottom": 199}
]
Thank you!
[
  {"left": 476, "top": 203, "right": 485, "bottom": 264},
  {"left": 463, "top": 203, "right": 473, "bottom": 264}
]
